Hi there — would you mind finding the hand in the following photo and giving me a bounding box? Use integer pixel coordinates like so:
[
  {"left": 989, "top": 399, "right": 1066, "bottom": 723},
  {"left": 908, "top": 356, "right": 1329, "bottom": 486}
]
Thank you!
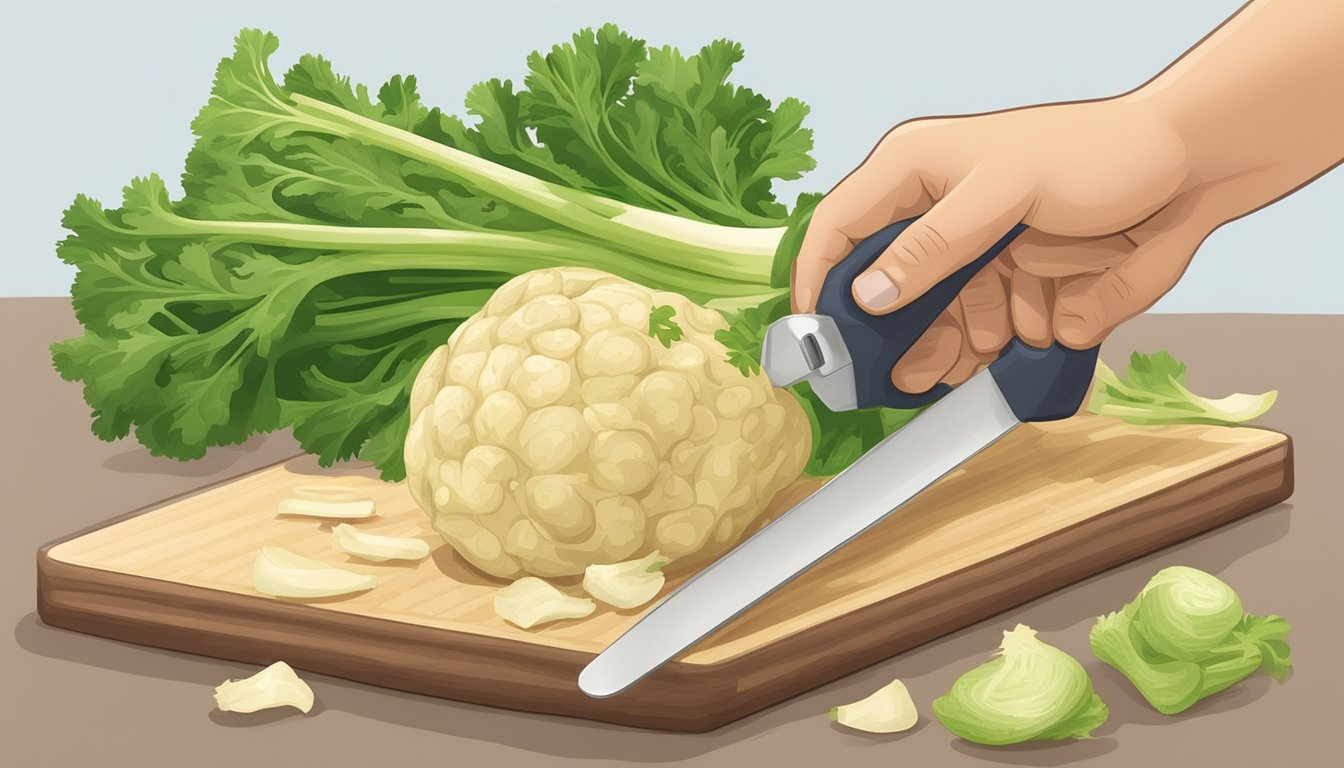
[
  {"left": 792, "top": 0, "right": 1344, "bottom": 396},
  {"left": 792, "top": 97, "right": 1208, "bottom": 393}
]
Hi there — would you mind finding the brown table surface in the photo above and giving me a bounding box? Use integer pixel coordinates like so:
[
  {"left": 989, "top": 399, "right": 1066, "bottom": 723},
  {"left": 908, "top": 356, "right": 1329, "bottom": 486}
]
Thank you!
[{"left": 4, "top": 299, "right": 1339, "bottom": 767}]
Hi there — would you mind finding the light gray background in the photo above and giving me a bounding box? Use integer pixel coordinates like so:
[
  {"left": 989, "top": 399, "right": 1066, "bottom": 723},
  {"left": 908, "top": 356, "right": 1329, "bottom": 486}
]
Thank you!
[{"left": 3, "top": 0, "right": 1340, "bottom": 311}]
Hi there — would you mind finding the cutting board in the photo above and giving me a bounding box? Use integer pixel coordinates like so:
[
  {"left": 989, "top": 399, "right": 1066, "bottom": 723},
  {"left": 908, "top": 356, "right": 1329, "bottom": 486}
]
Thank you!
[{"left": 37, "top": 415, "right": 1292, "bottom": 731}]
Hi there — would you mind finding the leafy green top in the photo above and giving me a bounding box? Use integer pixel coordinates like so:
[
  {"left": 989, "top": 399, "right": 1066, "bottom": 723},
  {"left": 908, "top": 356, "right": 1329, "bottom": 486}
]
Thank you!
[
  {"left": 52, "top": 27, "right": 816, "bottom": 480},
  {"left": 512, "top": 24, "right": 815, "bottom": 226}
]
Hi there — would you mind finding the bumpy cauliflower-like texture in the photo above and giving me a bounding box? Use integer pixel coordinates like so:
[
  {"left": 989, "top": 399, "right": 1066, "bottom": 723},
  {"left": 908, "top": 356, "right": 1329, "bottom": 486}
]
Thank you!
[{"left": 404, "top": 268, "right": 810, "bottom": 579}]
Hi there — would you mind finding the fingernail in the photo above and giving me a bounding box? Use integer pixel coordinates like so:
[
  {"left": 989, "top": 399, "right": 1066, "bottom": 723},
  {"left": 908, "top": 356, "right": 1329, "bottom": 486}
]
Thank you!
[{"left": 853, "top": 271, "right": 900, "bottom": 308}]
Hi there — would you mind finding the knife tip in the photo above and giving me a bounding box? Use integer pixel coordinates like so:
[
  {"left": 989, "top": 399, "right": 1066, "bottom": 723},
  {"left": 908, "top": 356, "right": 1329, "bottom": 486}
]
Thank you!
[{"left": 577, "top": 660, "right": 627, "bottom": 699}]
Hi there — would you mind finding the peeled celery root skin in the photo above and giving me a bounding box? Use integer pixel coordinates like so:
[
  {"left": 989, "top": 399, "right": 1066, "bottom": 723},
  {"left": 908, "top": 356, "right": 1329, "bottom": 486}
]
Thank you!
[
  {"left": 829, "top": 679, "right": 919, "bottom": 733},
  {"left": 495, "top": 576, "right": 595, "bottom": 629},
  {"left": 251, "top": 546, "right": 378, "bottom": 598},
  {"left": 583, "top": 551, "right": 668, "bottom": 609},
  {"left": 276, "top": 498, "right": 376, "bottom": 519},
  {"left": 331, "top": 523, "right": 431, "bottom": 562},
  {"left": 213, "top": 661, "right": 315, "bottom": 714}
]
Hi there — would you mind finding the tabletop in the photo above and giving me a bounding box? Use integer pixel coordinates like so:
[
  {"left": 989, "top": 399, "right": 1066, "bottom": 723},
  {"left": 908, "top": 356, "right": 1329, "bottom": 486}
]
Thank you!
[{"left": 4, "top": 298, "right": 1340, "bottom": 768}]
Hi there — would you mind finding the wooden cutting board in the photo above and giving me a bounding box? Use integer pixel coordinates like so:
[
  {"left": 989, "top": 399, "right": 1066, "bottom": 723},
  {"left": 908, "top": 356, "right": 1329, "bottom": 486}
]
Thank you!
[{"left": 37, "top": 415, "right": 1291, "bottom": 731}]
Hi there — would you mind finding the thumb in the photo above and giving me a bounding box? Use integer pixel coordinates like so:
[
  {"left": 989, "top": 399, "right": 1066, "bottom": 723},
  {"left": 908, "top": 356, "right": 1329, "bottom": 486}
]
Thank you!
[
  {"left": 851, "top": 177, "right": 1027, "bottom": 315},
  {"left": 1052, "top": 227, "right": 1202, "bottom": 349}
]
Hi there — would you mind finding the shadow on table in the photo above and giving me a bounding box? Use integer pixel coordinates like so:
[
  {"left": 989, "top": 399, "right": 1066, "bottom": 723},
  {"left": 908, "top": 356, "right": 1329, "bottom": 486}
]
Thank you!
[
  {"left": 13, "top": 502, "right": 1294, "bottom": 763},
  {"left": 208, "top": 700, "right": 329, "bottom": 728},
  {"left": 102, "top": 435, "right": 290, "bottom": 477},
  {"left": 1089, "top": 661, "right": 1277, "bottom": 734},
  {"left": 13, "top": 611, "right": 788, "bottom": 762},
  {"left": 950, "top": 736, "right": 1119, "bottom": 766}
]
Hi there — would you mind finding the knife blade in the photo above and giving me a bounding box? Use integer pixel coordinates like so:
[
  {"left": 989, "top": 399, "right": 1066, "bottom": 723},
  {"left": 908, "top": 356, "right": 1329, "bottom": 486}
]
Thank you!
[
  {"left": 578, "top": 368, "right": 1018, "bottom": 698},
  {"left": 579, "top": 218, "right": 1098, "bottom": 698}
]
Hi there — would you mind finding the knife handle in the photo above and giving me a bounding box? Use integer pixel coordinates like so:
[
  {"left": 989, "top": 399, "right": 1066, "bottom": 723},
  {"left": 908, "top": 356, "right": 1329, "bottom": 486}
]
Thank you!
[{"left": 815, "top": 218, "right": 1098, "bottom": 421}]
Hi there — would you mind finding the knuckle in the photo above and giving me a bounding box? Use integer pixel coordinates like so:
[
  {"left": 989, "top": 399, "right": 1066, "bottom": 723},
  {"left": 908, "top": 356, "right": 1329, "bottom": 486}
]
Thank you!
[
  {"left": 882, "top": 117, "right": 944, "bottom": 146},
  {"left": 809, "top": 199, "right": 838, "bottom": 226},
  {"left": 792, "top": 245, "right": 820, "bottom": 267},
  {"left": 877, "top": 122, "right": 917, "bottom": 152},
  {"left": 1058, "top": 292, "right": 1109, "bottom": 335},
  {"left": 890, "top": 223, "right": 950, "bottom": 272},
  {"left": 1104, "top": 269, "right": 1141, "bottom": 306},
  {"left": 960, "top": 287, "right": 1007, "bottom": 315},
  {"left": 889, "top": 243, "right": 930, "bottom": 273}
]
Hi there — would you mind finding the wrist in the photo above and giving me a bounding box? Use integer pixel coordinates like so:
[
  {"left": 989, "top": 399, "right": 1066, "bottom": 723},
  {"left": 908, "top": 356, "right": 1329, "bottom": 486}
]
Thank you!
[
  {"left": 1119, "top": 83, "right": 1208, "bottom": 191},
  {"left": 1123, "top": 0, "right": 1344, "bottom": 205}
]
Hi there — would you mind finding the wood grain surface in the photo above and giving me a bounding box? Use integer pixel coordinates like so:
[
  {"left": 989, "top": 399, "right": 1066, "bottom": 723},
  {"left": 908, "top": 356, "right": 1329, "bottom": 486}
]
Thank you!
[{"left": 37, "top": 414, "right": 1292, "bottom": 731}]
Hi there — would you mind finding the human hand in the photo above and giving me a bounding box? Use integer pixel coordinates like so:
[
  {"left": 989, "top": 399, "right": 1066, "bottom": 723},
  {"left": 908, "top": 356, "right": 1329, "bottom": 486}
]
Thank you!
[{"left": 792, "top": 97, "right": 1213, "bottom": 394}]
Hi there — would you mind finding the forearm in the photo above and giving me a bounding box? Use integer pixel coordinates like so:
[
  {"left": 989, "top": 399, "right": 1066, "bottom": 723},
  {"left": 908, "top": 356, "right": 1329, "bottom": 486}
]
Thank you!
[{"left": 1133, "top": 0, "right": 1344, "bottom": 223}]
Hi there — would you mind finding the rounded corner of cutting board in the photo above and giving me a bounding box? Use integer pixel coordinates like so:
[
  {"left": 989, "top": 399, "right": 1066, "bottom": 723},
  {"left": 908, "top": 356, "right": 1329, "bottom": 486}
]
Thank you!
[{"left": 40, "top": 539, "right": 77, "bottom": 566}]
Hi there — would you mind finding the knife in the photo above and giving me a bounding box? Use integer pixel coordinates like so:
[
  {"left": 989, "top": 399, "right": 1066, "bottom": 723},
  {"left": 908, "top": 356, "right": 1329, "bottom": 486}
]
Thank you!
[{"left": 578, "top": 218, "right": 1098, "bottom": 698}]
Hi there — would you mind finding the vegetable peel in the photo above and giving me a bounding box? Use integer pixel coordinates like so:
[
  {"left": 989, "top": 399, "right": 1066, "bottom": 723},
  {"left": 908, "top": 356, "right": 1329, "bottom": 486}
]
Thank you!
[
  {"left": 331, "top": 523, "right": 431, "bottom": 562},
  {"left": 292, "top": 485, "right": 359, "bottom": 502},
  {"left": 213, "top": 661, "right": 314, "bottom": 714},
  {"left": 584, "top": 551, "right": 669, "bottom": 609},
  {"left": 251, "top": 546, "right": 378, "bottom": 598},
  {"left": 277, "top": 498, "right": 377, "bottom": 520},
  {"left": 495, "top": 577, "right": 595, "bottom": 629},
  {"left": 829, "top": 679, "right": 919, "bottom": 733}
]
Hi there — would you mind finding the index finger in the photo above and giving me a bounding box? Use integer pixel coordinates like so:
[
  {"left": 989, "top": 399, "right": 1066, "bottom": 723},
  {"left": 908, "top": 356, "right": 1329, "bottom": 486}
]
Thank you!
[{"left": 790, "top": 132, "right": 936, "bottom": 312}]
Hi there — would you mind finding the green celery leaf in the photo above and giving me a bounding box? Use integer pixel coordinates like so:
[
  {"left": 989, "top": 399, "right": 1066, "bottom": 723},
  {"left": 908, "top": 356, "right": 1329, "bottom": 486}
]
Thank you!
[
  {"left": 281, "top": 328, "right": 441, "bottom": 474},
  {"left": 461, "top": 24, "right": 813, "bottom": 227},
  {"left": 377, "top": 74, "right": 429, "bottom": 131},
  {"left": 454, "top": 78, "right": 594, "bottom": 190},
  {"left": 1125, "top": 350, "right": 1188, "bottom": 396},
  {"left": 714, "top": 297, "right": 784, "bottom": 377},
  {"left": 283, "top": 52, "right": 384, "bottom": 118},
  {"left": 1088, "top": 350, "right": 1276, "bottom": 426},
  {"left": 53, "top": 174, "right": 495, "bottom": 477},
  {"left": 647, "top": 304, "right": 684, "bottom": 348},
  {"left": 183, "top": 43, "right": 532, "bottom": 232},
  {"left": 770, "top": 192, "right": 823, "bottom": 289},
  {"left": 359, "top": 406, "right": 412, "bottom": 481}
]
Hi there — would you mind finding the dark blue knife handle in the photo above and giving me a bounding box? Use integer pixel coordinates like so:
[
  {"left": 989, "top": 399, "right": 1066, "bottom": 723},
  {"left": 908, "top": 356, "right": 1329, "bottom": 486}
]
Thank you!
[{"left": 814, "top": 218, "right": 1099, "bottom": 421}]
